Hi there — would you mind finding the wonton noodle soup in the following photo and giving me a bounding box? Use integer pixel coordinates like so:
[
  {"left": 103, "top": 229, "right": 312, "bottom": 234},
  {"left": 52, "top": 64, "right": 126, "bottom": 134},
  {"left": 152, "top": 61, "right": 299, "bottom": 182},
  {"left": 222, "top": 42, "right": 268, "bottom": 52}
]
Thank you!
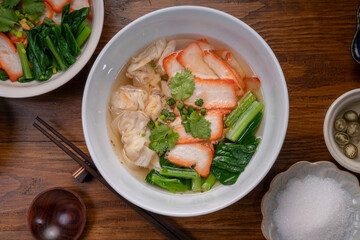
[{"left": 107, "top": 36, "right": 263, "bottom": 193}]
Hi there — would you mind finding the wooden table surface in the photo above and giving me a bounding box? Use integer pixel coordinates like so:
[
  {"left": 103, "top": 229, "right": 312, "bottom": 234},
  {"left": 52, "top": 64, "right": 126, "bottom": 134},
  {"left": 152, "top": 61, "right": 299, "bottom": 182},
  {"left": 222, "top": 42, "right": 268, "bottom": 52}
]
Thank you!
[{"left": 1, "top": 0, "right": 360, "bottom": 239}]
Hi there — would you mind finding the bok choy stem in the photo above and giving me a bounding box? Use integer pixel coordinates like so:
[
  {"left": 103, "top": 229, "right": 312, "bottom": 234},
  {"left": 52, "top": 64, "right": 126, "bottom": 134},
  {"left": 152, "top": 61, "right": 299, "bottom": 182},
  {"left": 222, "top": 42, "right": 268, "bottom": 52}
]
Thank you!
[
  {"left": 192, "top": 174, "right": 202, "bottom": 192},
  {"left": 45, "top": 35, "right": 68, "bottom": 71},
  {"left": 76, "top": 25, "right": 92, "bottom": 48},
  {"left": 225, "top": 91, "right": 256, "bottom": 127},
  {"left": 201, "top": 173, "right": 217, "bottom": 191},
  {"left": 16, "top": 42, "right": 33, "bottom": 79},
  {"left": 225, "top": 101, "right": 264, "bottom": 142},
  {"left": 160, "top": 168, "right": 198, "bottom": 179}
]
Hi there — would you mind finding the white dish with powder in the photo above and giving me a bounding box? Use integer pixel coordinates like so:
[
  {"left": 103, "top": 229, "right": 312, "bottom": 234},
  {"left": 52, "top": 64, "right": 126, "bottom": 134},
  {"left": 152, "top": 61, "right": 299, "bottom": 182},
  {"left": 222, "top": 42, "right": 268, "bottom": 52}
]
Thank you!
[{"left": 261, "top": 161, "right": 360, "bottom": 240}]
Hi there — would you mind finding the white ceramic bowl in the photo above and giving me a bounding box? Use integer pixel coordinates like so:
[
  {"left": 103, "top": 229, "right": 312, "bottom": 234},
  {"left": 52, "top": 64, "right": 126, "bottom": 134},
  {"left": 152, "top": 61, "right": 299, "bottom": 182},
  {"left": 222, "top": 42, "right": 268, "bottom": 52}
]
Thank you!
[
  {"left": 0, "top": 0, "right": 104, "bottom": 98},
  {"left": 324, "top": 89, "right": 360, "bottom": 173},
  {"left": 261, "top": 161, "right": 360, "bottom": 240},
  {"left": 82, "top": 6, "right": 289, "bottom": 216}
]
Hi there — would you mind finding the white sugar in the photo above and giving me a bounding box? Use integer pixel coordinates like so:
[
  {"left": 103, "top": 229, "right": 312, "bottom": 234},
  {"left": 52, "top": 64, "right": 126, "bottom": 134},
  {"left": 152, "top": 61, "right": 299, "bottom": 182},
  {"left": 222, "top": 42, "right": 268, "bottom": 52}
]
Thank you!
[{"left": 274, "top": 175, "right": 353, "bottom": 240}]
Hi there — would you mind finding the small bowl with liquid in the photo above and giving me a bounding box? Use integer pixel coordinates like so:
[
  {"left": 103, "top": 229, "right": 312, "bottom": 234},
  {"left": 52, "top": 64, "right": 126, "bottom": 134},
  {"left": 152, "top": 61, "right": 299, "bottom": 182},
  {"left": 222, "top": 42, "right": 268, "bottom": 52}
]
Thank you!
[
  {"left": 324, "top": 88, "right": 360, "bottom": 173},
  {"left": 28, "top": 187, "right": 87, "bottom": 240}
]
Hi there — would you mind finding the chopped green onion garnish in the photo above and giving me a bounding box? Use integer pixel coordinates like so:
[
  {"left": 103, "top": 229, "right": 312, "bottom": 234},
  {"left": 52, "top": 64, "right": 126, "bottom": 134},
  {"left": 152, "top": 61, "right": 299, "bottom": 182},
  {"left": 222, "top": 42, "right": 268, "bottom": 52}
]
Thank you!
[
  {"left": 166, "top": 98, "right": 175, "bottom": 106},
  {"left": 161, "top": 109, "right": 169, "bottom": 117},
  {"left": 154, "top": 121, "right": 159, "bottom": 127},
  {"left": 181, "top": 115, "right": 187, "bottom": 121},
  {"left": 16, "top": 31, "right": 23, "bottom": 38},
  {"left": 27, "top": 14, "right": 37, "bottom": 21},
  {"left": 141, "top": 133, "right": 146, "bottom": 137},
  {"left": 27, "top": 21, "right": 35, "bottom": 28},
  {"left": 168, "top": 112, "right": 175, "bottom": 118},
  {"left": 200, "top": 108, "right": 206, "bottom": 116},
  {"left": 168, "top": 116, "right": 175, "bottom": 122},
  {"left": 147, "top": 121, "right": 155, "bottom": 129},
  {"left": 188, "top": 106, "right": 195, "bottom": 114},
  {"left": 195, "top": 98, "right": 204, "bottom": 107},
  {"left": 160, "top": 115, "right": 167, "bottom": 121},
  {"left": 151, "top": 63, "right": 156, "bottom": 68},
  {"left": 182, "top": 109, "right": 188, "bottom": 115},
  {"left": 177, "top": 102, "right": 184, "bottom": 111}
]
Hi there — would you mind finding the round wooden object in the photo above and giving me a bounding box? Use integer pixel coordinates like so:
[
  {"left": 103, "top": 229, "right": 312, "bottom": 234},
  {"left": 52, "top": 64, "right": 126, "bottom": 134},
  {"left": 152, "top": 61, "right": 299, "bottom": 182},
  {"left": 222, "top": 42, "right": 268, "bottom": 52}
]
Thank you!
[{"left": 28, "top": 187, "right": 87, "bottom": 240}]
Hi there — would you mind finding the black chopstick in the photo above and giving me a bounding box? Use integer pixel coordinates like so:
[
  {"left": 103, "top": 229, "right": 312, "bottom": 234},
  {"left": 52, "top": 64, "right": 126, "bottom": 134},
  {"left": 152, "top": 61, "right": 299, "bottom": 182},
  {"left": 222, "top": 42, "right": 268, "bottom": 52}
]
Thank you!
[
  {"left": 35, "top": 116, "right": 96, "bottom": 166},
  {"left": 33, "top": 117, "right": 191, "bottom": 240}
]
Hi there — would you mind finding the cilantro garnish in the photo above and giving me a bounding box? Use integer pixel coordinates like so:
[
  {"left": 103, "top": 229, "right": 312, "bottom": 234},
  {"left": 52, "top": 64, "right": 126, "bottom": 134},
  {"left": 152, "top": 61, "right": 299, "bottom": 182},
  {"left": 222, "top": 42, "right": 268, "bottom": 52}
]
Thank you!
[
  {"left": 169, "top": 69, "right": 195, "bottom": 101},
  {"left": 0, "top": 5, "right": 18, "bottom": 32},
  {"left": 149, "top": 124, "right": 179, "bottom": 153},
  {"left": 188, "top": 111, "right": 211, "bottom": 139},
  {"left": 1, "top": 0, "right": 21, "bottom": 8},
  {"left": 22, "top": 0, "right": 45, "bottom": 16}
]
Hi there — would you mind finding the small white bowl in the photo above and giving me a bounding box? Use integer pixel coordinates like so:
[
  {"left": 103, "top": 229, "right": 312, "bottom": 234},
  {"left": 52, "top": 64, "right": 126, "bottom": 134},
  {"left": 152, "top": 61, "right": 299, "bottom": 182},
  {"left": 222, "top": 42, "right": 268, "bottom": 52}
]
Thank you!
[
  {"left": 261, "top": 161, "right": 360, "bottom": 240},
  {"left": 0, "top": 0, "right": 104, "bottom": 98},
  {"left": 82, "top": 6, "right": 288, "bottom": 216},
  {"left": 324, "top": 89, "right": 360, "bottom": 173}
]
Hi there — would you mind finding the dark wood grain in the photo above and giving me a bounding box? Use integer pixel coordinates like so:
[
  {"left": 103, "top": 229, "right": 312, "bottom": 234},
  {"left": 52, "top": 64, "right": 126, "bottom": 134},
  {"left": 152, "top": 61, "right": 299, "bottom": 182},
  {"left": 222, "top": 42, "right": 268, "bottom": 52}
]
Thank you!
[
  {"left": 28, "top": 188, "right": 87, "bottom": 240},
  {"left": 1, "top": 0, "right": 360, "bottom": 239}
]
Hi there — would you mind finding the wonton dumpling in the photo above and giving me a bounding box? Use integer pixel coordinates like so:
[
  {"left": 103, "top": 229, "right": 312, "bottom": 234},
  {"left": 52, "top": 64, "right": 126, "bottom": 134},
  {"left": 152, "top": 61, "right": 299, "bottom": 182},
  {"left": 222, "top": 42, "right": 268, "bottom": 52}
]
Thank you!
[
  {"left": 127, "top": 39, "right": 167, "bottom": 73},
  {"left": 160, "top": 80, "right": 171, "bottom": 98},
  {"left": 112, "top": 110, "right": 158, "bottom": 168},
  {"left": 110, "top": 85, "right": 148, "bottom": 116},
  {"left": 130, "top": 64, "right": 161, "bottom": 92},
  {"left": 145, "top": 94, "right": 162, "bottom": 121},
  {"left": 157, "top": 40, "right": 176, "bottom": 73}
]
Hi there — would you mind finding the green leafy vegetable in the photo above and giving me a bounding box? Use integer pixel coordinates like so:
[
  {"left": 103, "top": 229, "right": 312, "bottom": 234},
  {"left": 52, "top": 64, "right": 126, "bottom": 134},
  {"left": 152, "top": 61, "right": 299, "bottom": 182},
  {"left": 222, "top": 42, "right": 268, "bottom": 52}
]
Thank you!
[
  {"left": 225, "top": 101, "right": 264, "bottom": 142},
  {"left": 145, "top": 169, "right": 189, "bottom": 193},
  {"left": 45, "top": 35, "right": 68, "bottom": 71},
  {"left": 169, "top": 69, "right": 195, "bottom": 101},
  {"left": 76, "top": 23, "right": 91, "bottom": 47},
  {"left": 188, "top": 111, "right": 211, "bottom": 139},
  {"left": 160, "top": 168, "right": 198, "bottom": 179},
  {"left": 1, "top": 0, "right": 21, "bottom": 8},
  {"left": 225, "top": 91, "right": 257, "bottom": 127},
  {"left": 0, "top": 69, "right": 9, "bottom": 80},
  {"left": 25, "top": 24, "right": 53, "bottom": 80},
  {"left": 149, "top": 124, "right": 179, "bottom": 153},
  {"left": 236, "top": 112, "right": 262, "bottom": 144},
  {"left": 201, "top": 173, "right": 217, "bottom": 191},
  {"left": 52, "top": 25, "right": 76, "bottom": 65},
  {"left": 0, "top": 5, "right": 18, "bottom": 32},
  {"left": 211, "top": 139, "right": 260, "bottom": 185},
  {"left": 61, "top": 3, "right": 91, "bottom": 34},
  {"left": 62, "top": 23, "right": 81, "bottom": 55},
  {"left": 191, "top": 173, "right": 202, "bottom": 192},
  {"left": 22, "top": 0, "right": 45, "bottom": 16},
  {"left": 16, "top": 42, "right": 33, "bottom": 79},
  {"left": 43, "top": 17, "right": 55, "bottom": 27}
]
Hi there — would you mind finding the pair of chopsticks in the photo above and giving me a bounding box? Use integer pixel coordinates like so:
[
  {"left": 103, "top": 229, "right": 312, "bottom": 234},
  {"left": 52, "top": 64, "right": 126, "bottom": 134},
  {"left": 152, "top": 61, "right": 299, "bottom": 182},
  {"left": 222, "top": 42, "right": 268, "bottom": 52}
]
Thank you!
[{"left": 33, "top": 117, "right": 191, "bottom": 240}]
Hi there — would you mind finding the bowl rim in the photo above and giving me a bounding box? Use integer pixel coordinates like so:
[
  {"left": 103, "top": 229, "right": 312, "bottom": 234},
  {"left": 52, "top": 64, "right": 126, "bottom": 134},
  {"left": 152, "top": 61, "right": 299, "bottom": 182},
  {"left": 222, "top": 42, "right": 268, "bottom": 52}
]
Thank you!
[
  {"left": 82, "top": 5, "right": 289, "bottom": 216},
  {"left": 260, "top": 160, "right": 360, "bottom": 240},
  {"left": 323, "top": 88, "right": 360, "bottom": 173},
  {"left": 0, "top": 0, "right": 104, "bottom": 98},
  {"left": 27, "top": 187, "right": 87, "bottom": 240}
]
